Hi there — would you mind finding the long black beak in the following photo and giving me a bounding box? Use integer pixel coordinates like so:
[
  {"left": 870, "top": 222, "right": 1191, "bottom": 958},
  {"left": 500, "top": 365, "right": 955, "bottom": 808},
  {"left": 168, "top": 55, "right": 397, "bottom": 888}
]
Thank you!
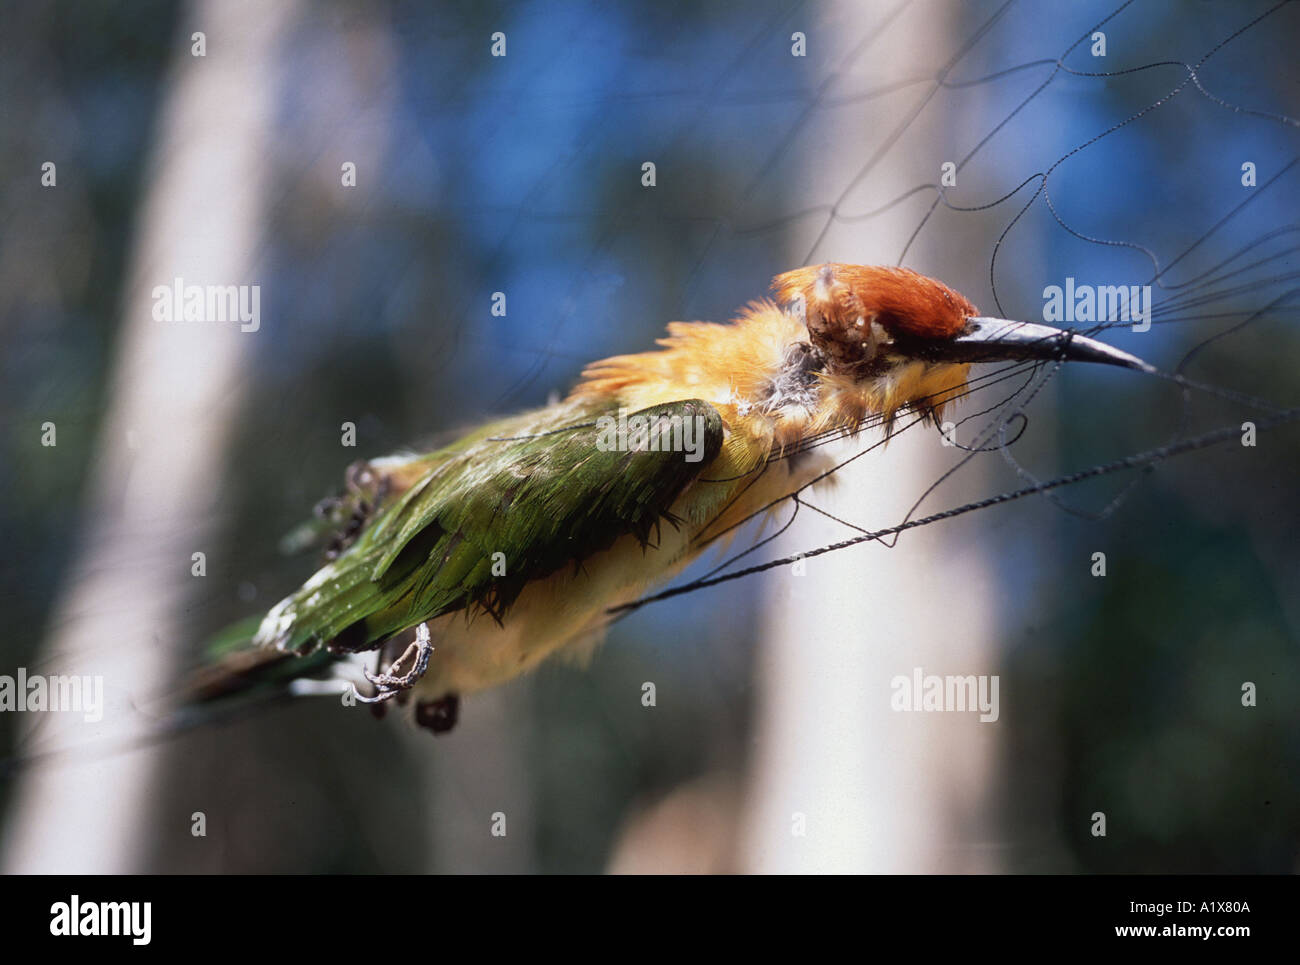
[{"left": 932, "top": 316, "right": 1155, "bottom": 374}]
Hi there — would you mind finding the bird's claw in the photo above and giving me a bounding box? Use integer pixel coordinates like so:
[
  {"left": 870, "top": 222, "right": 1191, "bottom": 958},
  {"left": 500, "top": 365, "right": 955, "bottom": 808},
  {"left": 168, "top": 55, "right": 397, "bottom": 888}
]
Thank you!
[{"left": 351, "top": 624, "right": 432, "bottom": 704}]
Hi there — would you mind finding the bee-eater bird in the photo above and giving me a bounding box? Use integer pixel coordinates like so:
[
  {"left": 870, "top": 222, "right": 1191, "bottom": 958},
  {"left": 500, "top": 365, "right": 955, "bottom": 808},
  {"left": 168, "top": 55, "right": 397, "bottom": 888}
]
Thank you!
[{"left": 186, "top": 263, "right": 1153, "bottom": 734}]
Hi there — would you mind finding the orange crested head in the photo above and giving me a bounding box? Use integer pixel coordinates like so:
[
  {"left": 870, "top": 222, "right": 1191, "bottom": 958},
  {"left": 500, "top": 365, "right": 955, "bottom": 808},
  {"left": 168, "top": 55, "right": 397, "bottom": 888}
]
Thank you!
[
  {"left": 771, "top": 263, "right": 977, "bottom": 378},
  {"left": 573, "top": 262, "right": 1154, "bottom": 453}
]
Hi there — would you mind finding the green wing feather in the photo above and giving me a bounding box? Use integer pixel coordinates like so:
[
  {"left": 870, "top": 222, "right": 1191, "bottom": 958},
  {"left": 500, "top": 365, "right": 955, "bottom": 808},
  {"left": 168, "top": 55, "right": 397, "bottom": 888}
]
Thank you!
[{"left": 254, "top": 398, "right": 724, "bottom": 657}]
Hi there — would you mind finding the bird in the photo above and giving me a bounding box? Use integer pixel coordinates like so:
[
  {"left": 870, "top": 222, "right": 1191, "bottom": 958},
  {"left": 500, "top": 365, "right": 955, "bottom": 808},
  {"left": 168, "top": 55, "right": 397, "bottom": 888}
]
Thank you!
[{"left": 183, "top": 263, "right": 1153, "bottom": 735}]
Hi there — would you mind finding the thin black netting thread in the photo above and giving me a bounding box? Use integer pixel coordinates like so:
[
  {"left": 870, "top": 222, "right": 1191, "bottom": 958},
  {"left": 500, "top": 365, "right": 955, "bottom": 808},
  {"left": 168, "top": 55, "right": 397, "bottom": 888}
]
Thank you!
[{"left": 610, "top": 405, "right": 1300, "bottom": 616}]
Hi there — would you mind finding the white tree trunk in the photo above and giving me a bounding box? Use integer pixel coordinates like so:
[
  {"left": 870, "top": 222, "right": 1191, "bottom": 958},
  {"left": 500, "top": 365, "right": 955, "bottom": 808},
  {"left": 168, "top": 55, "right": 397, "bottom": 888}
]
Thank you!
[
  {"left": 741, "top": 0, "right": 1000, "bottom": 873},
  {"left": 2, "top": 0, "right": 300, "bottom": 874}
]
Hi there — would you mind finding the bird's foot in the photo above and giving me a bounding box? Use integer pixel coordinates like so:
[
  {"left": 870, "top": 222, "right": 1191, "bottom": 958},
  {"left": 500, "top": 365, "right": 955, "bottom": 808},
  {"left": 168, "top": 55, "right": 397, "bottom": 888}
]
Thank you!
[
  {"left": 414, "top": 693, "right": 459, "bottom": 735},
  {"left": 351, "top": 624, "right": 432, "bottom": 704}
]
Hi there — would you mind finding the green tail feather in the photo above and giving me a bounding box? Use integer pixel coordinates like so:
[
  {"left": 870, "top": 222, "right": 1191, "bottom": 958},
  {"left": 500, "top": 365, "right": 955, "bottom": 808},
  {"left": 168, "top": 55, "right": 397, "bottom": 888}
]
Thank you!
[{"left": 182, "top": 615, "right": 340, "bottom": 706}]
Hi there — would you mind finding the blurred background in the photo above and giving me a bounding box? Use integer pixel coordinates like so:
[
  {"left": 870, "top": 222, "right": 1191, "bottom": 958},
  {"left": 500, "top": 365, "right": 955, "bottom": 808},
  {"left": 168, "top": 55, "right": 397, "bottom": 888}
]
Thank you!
[{"left": 0, "top": 0, "right": 1297, "bottom": 873}]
